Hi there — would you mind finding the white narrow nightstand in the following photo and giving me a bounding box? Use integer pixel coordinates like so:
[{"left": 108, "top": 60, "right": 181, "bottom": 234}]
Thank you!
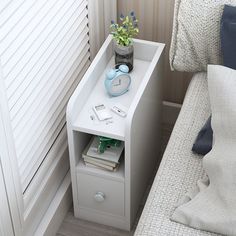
[{"left": 66, "top": 35, "right": 165, "bottom": 231}]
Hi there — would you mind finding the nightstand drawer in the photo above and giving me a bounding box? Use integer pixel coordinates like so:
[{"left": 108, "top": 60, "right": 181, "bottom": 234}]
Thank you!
[{"left": 77, "top": 172, "right": 124, "bottom": 216}]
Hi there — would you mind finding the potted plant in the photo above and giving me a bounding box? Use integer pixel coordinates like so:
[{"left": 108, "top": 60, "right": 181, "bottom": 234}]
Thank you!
[{"left": 110, "top": 12, "right": 139, "bottom": 72}]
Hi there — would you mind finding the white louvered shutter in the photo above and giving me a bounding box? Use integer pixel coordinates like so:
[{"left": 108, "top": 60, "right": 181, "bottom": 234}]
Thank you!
[{"left": 0, "top": 0, "right": 90, "bottom": 192}]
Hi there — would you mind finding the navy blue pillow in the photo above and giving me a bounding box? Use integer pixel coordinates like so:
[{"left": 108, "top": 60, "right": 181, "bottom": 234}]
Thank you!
[
  {"left": 192, "top": 5, "right": 236, "bottom": 156},
  {"left": 192, "top": 116, "right": 213, "bottom": 156},
  {"left": 221, "top": 5, "right": 236, "bottom": 70}
]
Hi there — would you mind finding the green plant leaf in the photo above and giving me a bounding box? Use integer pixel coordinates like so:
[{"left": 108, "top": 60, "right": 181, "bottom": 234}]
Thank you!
[{"left": 110, "top": 12, "right": 139, "bottom": 46}]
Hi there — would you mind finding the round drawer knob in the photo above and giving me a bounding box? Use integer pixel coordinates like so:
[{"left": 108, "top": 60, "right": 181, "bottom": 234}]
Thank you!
[{"left": 94, "top": 192, "right": 105, "bottom": 202}]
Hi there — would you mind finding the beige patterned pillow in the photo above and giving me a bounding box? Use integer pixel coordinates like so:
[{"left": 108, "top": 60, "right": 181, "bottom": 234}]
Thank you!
[{"left": 169, "top": 0, "right": 236, "bottom": 72}]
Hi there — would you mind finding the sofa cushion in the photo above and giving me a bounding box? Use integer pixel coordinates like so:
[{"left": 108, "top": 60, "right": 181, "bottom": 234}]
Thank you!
[
  {"left": 221, "top": 4, "right": 236, "bottom": 69},
  {"left": 169, "top": 0, "right": 236, "bottom": 72},
  {"left": 192, "top": 116, "right": 213, "bottom": 156}
]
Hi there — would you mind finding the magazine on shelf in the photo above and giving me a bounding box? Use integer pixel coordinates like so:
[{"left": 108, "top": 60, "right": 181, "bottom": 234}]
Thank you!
[
  {"left": 84, "top": 160, "right": 118, "bottom": 171},
  {"left": 83, "top": 155, "right": 117, "bottom": 167},
  {"left": 84, "top": 161, "right": 120, "bottom": 172}
]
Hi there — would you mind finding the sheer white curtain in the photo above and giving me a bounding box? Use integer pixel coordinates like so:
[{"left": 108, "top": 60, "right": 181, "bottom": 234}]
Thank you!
[{"left": 88, "top": 0, "right": 117, "bottom": 60}]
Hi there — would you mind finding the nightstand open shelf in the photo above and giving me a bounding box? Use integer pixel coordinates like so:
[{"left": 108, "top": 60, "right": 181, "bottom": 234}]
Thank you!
[{"left": 67, "top": 35, "right": 165, "bottom": 230}]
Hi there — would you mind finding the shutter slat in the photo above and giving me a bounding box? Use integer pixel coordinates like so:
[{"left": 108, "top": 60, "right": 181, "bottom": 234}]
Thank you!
[
  {"left": 9, "top": 17, "right": 88, "bottom": 121},
  {"left": 18, "top": 49, "right": 88, "bottom": 169},
  {"left": 2, "top": 0, "right": 69, "bottom": 74},
  {"left": 23, "top": 124, "right": 68, "bottom": 206},
  {"left": 3, "top": 0, "right": 86, "bottom": 84},
  {"left": 5, "top": 0, "right": 87, "bottom": 93},
  {"left": 15, "top": 45, "right": 90, "bottom": 158},
  {"left": 21, "top": 116, "right": 66, "bottom": 191},
  {"left": 0, "top": 0, "right": 19, "bottom": 19},
  {"left": 1, "top": 0, "right": 61, "bottom": 67},
  {"left": 20, "top": 59, "right": 90, "bottom": 190},
  {"left": 0, "top": 0, "right": 36, "bottom": 39},
  {"left": 12, "top": 28, "right": 89, "bottom": 135},
  {"left": 0, "top": 0, "right": 46, "bottom": 48},
  {"left": 13, "top": 43, "right": 89, "bottom": 146},
  {"left": 0, "top": 0, "right": 90, "bottom": 192}
]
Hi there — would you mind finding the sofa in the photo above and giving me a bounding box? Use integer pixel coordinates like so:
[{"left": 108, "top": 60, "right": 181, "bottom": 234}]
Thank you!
[
  {"left": 134, "top": 73, "right": 216, "bottom": 235},
  {"left": 134, "top": 0, "right": 236, "bottom": 235}
]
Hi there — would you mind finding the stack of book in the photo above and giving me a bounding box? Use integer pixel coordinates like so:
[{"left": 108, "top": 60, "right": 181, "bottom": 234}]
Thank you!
[{"left": 82, "top": 136, "right": 124, "bottom": 171}]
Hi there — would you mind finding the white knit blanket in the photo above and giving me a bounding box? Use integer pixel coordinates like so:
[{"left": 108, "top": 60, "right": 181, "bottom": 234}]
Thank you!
[{"left": 171, "top": 65, "right": 236, "bottom": 236}]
